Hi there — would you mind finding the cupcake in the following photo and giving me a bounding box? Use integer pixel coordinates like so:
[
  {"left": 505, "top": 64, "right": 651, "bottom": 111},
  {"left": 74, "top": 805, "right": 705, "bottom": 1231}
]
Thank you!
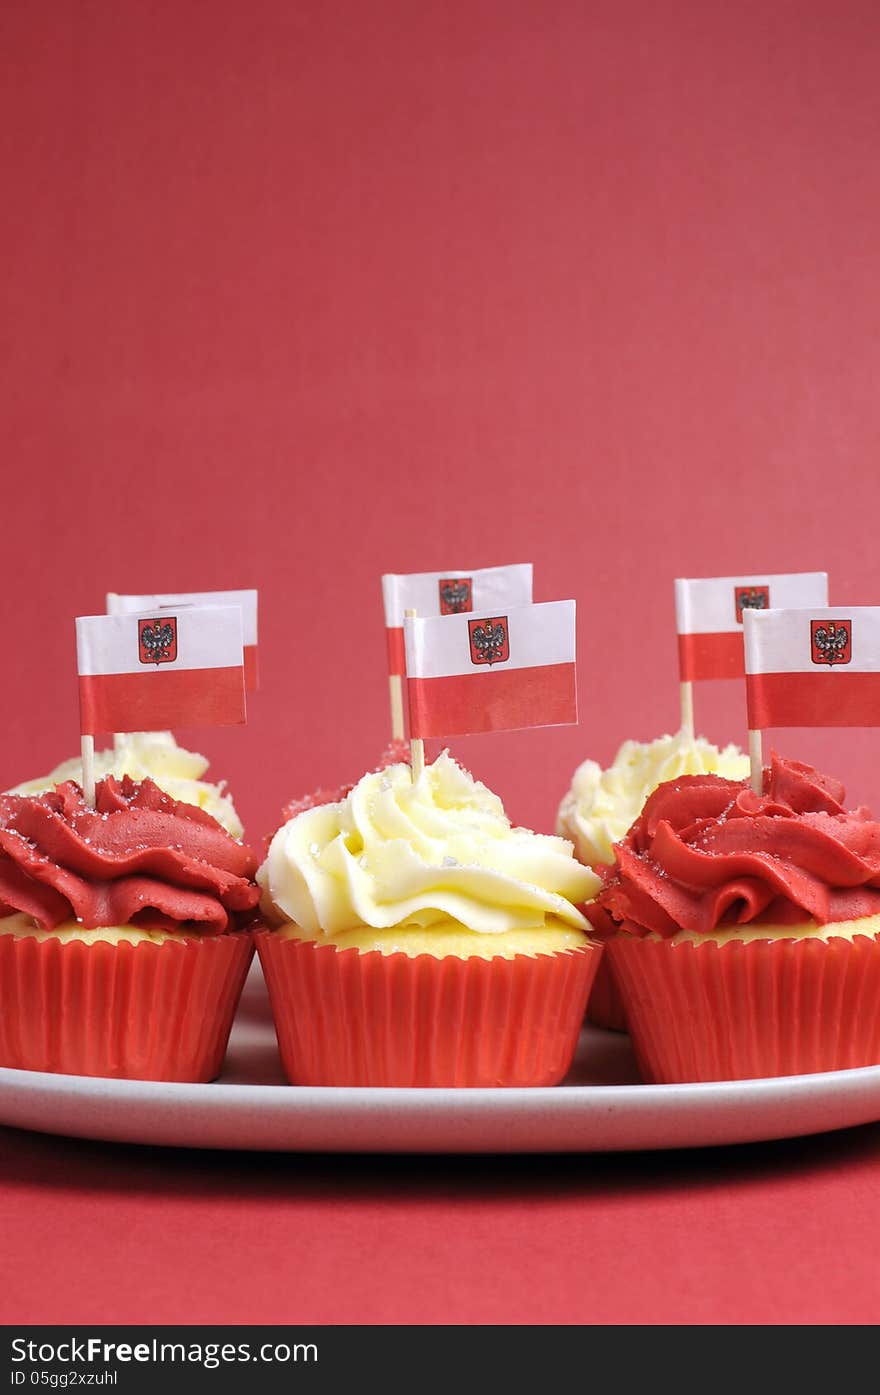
[
  {"left": 9, "top": 730, "right": 243, "bottom": 838},
  {"left": 557, "top": 730, "right": 750, "bottom": 1030},
  {"left": 594, "top": 753, "right": 880, "bottom": 1083},
  {"left": 557, "top": 730, "right": 750, "bottom": 868},
  {"left": 257, "top": 751, "right": 602, "bottom": 1087},
  {"left": 0, "top": 775, "right": 260, "bottom": 1080}
]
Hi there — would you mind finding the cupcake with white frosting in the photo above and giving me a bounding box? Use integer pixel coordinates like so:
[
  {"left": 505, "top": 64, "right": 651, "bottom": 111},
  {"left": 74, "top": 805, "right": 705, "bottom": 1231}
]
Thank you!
[
  {"left": 257, "top": 751, "right": 602, "bottom": 1086},
  {"left": 9, "top": 730, "right": 243, "bottom": 838}
]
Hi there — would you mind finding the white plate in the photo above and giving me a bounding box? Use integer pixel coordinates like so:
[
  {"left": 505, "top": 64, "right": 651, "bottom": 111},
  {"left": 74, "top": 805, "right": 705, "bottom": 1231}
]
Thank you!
[{"left": 1, "top": 962, "right": 880, "bottom": 1153}]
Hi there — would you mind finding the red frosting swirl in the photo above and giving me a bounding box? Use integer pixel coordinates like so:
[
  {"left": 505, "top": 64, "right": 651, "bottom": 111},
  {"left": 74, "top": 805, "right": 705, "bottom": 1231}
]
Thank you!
[
  {"left": 0, "top": 776, "right": 260, "bottom": 935},
  {"left": 595, "top": 754, "right": 880, "bottom": 938}
]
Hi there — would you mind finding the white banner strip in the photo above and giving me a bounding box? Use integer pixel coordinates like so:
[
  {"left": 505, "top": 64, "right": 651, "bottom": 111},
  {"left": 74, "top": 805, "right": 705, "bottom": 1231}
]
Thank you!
[
  {"left": 107, "top": 589, "right": 258, "bottom": 646},
  {"left": 744, "top": 606, "right": 880, "bottom": 675},
  {"left": 77, "top": 606, "right": 244, "bottom": 676},
  {"left": 675, "top": 572, "right": 827, "bottom": 635},
  {"left": 382, "top": 564, "right": 532, "bottom": 627},
  {"left": 404, "top": 600, "right": 575, "bottom": 679}
]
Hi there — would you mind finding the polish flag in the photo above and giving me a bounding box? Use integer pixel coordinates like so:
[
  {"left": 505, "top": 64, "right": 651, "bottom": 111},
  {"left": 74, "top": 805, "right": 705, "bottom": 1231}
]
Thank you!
[
  {"left": 382, "top": 564, "right": 532, "bottom": 676},
  {"left": 745, "top": 606, "right": 880, "bottom": 728},
  {"left": 404, "top": 601, "right": 576, "bottom": 738},
  {"left": 77, "top": 607, "right": 247, "bottom": 736},
  {"left": 107, "top": 589, "right": 259, "bottom": 690},
  {"left": 675, "top": 572, "right": 828, "bottom": 681}
]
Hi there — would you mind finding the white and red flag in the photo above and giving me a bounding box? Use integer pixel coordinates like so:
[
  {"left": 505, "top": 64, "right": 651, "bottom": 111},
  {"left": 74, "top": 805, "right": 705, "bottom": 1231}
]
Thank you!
[
  {"left": 745, "top": 606, "right": 880, "bottom": 728},
  {"left": 77, "top": 606, "right": 246, "bottom": 736},
  {"left": 107, "top": 589, "right": 259, "bottom": 690},
  {"left": 381, "top": 564, "right": 532, "bottom": 676},
  {"left": 404, "top": 600, "right": 576, "bottom": 738},
  {"left": 675, "top": 571, "right": 828, "bottom": 681}
]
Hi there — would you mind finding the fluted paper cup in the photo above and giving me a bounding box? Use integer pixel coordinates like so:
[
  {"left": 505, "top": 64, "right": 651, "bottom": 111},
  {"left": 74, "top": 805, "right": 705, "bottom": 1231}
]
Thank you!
[
  {"left": 257, "top": 930, "right": 601, "bottom": 1087},
  {"left": 585, "top": 951, "right": 629, "bottom": 1032},
  {"left": 0, "top": 930, "right": 254, "bottom": 1081},
  {"left": 608, "top": 931, "right": 880, "bottom": 1083},
  {"left": 581, "top": 901, "right": 628, "bottom": 1031}
]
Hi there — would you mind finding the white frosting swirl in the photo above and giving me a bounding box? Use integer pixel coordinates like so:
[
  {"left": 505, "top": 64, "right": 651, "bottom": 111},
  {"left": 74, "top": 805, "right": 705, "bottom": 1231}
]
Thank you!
[
  {"left": 557, "top": 730, "right": 750, "bottom": 866},
  {"left": 8, "top": 731, "right": 243, "bottom": 838},
  {"left": 258, "top": 751, "right": 598, "bottom": 937}
]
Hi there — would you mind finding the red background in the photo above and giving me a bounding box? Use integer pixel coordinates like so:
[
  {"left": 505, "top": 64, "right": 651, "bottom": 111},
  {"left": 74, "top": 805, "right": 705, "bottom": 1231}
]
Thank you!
[{"left": 3, "top": 0, "right": 880, "bottom": 1325}]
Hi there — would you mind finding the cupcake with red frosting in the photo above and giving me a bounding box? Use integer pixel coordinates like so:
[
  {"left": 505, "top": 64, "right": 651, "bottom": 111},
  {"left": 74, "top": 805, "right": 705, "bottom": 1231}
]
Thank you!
[
  {"left": 0, "top": 776, "right": 260, "bottom": 1080},
  {"left": 557, "top": 729, "right": 749, "bottom": 1031},
  {"left": 596, "top": 754, "right": 880, "bottom": 1082}
]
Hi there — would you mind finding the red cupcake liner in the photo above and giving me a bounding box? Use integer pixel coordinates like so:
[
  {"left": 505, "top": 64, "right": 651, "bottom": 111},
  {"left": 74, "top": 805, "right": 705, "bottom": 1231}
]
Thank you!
[
  {"left": 585, "top": 950, "right": 628, "bottom": 1032},
  {"left": 607, "top": 931, "right": 880, "bottom": 1083},
  {"left": 0, "top": 930, "right": 255, "bottom": 1081},
  {"left": 257, "top": 930, "right": 602, "bottom": 1087}
]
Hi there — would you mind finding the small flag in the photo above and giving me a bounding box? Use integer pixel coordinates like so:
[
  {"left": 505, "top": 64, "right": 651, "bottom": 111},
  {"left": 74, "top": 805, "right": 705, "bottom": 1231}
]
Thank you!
[
  {"left": 745, "top": 606, "right": 880, "bottom": 728},
  {"left": 404, "top": 600, "right": 577, "bottom": 738},
  {"left": 381, "top": 564, "right": 532, "bottom": 676},
  {"left": 77, "top": 606, "right": 246, "bottom": 736},
  {"left": 675, "top": 571, "right": 828, "bottom": 681},
  {"left": 107, "top": 589, "right": 259, "bottom": 690}
]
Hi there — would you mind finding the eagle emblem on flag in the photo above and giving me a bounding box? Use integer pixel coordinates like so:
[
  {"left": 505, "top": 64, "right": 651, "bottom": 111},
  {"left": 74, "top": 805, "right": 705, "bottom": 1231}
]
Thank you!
[
  {"left": 138, "top": 616, "right": 178, "bottom": 665},
  {"left": 811, "top": 619, "right": 851, "bottom": 666},
  {"left": 735, "top": 585, "right": 770, "bottom": 624},
  {"left": 439, "top": 578, "right": 473, "bottom": 615},
  {"left": 468, "top": 616, "right": 509, "bottom": 666}
]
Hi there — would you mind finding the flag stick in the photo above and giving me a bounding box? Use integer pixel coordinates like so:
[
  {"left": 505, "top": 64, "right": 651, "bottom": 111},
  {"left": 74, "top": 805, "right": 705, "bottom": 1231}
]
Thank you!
[
  {"left": 389, "top": 674, "right": 405, "bottom": 742},
  {"left": 404, "top": 609, "right": 424, "bottom": 781},
  {"left": 748, "top": 728, "right": 763, "bottom": 795},
  {"left": 81, "top": 735, "right": 96, "bottom": 807},
  {"left": 679, "top": 680, "right": 695, "bottom": 740}
]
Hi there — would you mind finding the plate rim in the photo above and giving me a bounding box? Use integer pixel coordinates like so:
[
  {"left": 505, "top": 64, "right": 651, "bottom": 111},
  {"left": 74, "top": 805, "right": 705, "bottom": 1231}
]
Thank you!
[
  {"left": 4, "top": 968, "right": 880, "bottom": 1152},
  {"left": 3, "top": 1057, "right": 880, "bottom": 1103},
  {"left": 2, "top": 1057, "right": 880, "bottom": 1157}
]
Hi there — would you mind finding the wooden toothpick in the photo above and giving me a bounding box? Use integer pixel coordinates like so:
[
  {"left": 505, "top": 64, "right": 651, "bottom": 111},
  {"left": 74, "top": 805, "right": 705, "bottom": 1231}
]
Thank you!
[
  {"left": 679, "top": 679, "right": 695, "bottom": 740},
  {"left": 81, "top": 734, "right": 96, "bottom": 807},
  {"left": 389, "top": 673, "right": 405, "bottom": 742},
  {"left": 748, "top": 728, "right": 763, "bottom": 795}
]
